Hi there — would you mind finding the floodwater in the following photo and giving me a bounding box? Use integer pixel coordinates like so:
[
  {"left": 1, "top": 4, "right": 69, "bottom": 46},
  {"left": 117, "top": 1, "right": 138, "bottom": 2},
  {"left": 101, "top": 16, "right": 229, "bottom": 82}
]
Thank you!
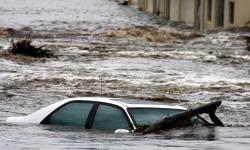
[{"left": 0, "top": 0, "right": 250, "bottom": 149}]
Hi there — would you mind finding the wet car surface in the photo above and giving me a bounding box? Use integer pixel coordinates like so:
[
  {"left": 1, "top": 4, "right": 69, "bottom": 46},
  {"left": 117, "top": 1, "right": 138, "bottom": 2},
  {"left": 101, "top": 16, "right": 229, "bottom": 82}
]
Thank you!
[
  {"left": 7, "top": 97, "right": 213, "bottom": 134},
  {"left": 0, "top": 0, "right": 250, "bottom": 149}
]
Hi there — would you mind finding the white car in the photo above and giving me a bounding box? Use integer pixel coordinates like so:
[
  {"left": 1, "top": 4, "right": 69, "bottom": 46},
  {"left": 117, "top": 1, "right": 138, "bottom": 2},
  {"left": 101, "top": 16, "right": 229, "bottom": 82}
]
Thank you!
[{"left": 6, "top": 97, "right": 208, "bottom": 133}]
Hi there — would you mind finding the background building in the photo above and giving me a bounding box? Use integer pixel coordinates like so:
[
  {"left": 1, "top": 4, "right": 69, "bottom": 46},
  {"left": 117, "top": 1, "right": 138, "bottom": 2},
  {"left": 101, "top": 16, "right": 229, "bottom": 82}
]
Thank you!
[{"left": 125, "top": 0, "right": 250, "bottom": 32}]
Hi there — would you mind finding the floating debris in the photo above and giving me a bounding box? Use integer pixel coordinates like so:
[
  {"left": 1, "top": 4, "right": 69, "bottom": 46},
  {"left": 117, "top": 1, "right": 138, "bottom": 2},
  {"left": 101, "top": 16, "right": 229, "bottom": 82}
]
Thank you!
[
  {"left": 246, "top": 37, "right": 250, "bottom": 51},
  {"left": 239, "top": 35, "right": 250, "bottom": 51},
  {"left": 9, "top": 38, "right": 54, "bottom": 58},
  {"left": 115, "top": 0, "right": 128, "bottom": 5},
  {"left": 141, "top": 100, "right": 224, "bottom": 134}
]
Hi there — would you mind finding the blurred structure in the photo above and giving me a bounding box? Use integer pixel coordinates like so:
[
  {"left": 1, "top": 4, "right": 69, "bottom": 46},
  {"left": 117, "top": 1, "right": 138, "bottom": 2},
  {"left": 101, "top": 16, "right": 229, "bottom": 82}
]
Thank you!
[{"left": 124, "top": 0, "right": 250, "bottom": 32}]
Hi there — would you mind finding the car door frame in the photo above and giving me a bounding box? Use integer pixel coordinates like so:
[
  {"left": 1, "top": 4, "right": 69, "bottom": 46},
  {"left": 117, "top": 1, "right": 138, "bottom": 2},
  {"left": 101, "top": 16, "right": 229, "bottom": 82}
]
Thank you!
[
  {"left": 41, "top": 100, "right": 135, "bottom": 131},
  {"left": 88, "top": 102, "right": 135, "bottom": 131}
]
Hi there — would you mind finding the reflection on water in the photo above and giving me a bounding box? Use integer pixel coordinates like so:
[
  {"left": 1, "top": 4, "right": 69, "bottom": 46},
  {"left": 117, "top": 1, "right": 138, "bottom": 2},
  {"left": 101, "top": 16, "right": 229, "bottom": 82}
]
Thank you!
[
  {"left": 0, "top": 0, "right": 250, "bottom": 149},
  {"left": 163, "top": 126, "right": 217, "bottom": 141}
]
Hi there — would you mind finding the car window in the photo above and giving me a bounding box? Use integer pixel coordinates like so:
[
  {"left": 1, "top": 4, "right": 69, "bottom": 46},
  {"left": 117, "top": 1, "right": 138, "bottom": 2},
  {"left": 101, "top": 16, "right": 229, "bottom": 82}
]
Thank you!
[
  {"left": 92, "top": 104, "right": 131, "bottom": 131},
  {"left": 191, "top": 116, "right": 207, "bottom": 125},
  {"left": 47, "top": 102, "right": 94, "bottom": 127},
  {"left": 128, "top": 108, "right": 184, "bottom": 126}
]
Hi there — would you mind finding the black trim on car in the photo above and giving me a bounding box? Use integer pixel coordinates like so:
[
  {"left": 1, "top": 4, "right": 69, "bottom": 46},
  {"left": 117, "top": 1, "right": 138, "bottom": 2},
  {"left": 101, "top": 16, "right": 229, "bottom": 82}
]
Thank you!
[
  {"left": 85, "top": 103, "right": 98, "bottom": 129},
  {"left": 86, "top": 103, "right": 99, "bottom": 129}
]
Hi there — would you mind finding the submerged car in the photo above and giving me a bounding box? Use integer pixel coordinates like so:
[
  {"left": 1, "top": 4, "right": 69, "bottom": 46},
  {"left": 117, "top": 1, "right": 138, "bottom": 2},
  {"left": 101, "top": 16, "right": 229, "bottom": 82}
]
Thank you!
[{"left": 6, "top": 97, "right": 219, "bottom": 133}]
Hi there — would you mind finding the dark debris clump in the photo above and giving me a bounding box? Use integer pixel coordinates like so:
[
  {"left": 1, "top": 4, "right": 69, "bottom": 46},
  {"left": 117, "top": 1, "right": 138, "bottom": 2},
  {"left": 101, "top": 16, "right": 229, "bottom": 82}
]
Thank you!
[
  {"left": 246, "top": 39, "right": 250, "bottom": 51},
  {"left": 10, "top": 38, "right": 54, "bottom": 58}
]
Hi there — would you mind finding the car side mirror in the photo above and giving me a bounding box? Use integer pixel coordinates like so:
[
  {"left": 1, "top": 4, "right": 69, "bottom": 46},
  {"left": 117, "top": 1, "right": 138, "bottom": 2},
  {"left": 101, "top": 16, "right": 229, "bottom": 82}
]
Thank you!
[{"left": 114, "top": 129, "right": 130, "bottom": 134}]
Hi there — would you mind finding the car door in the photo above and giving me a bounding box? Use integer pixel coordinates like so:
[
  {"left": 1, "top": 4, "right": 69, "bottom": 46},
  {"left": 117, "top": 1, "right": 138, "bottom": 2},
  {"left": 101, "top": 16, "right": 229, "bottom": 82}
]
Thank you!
[
  {"left": 41, "top": 101, "right": 94, "bottom": 127},
  {"left": 91, "top": 104, "right": 132, "bottom": 132}
]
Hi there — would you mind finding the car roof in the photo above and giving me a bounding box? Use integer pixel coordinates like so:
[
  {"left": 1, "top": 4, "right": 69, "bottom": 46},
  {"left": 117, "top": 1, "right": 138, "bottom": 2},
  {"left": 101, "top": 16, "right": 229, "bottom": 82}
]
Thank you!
[
  {"left": 64, "top": 97, "right": 127, "bottom": 106},
  {"left": 64, "top": 97, "right": 186, "bottom": 110}
]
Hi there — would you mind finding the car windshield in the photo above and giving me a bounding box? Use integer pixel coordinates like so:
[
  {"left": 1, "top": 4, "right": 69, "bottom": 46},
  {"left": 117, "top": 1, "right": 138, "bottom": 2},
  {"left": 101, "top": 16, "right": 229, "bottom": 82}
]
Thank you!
[
  {"left": 128, "top": 108, "right": 184, "bottom": 126},
  {"left": 128, "top": 108, "right": 206, "bottom": 126}
]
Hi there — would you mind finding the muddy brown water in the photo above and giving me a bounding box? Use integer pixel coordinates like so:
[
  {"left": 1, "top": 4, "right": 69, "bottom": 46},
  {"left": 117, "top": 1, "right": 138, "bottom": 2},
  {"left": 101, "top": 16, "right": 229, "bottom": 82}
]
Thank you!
[{"left": 0, "top": 0, "right": 250, "bottom": 149}]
